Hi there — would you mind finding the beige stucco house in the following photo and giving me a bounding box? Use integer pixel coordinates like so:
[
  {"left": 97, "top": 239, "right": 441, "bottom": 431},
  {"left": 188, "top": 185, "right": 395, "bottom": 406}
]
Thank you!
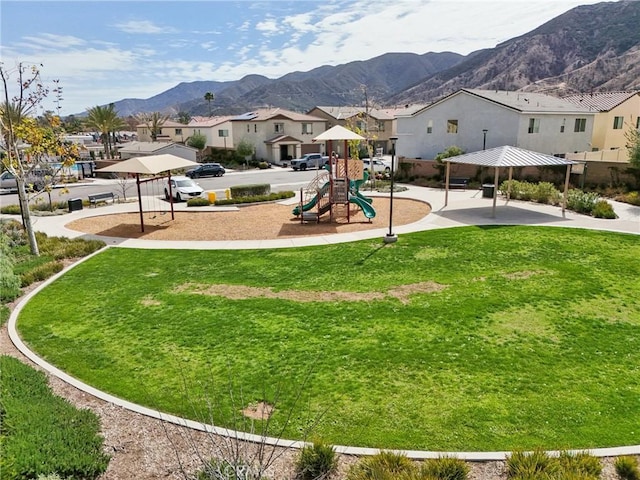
[
  {"left": 308, "top": 106, "right": 423, "bottom": 157},
  {"left": 136, "top": 120, "right": 189, "bottom": 143},
  {"left": 563, "top": 91, "right": 640, "bottom": 162},
  {"left": 117, "top": 141, "right": 197, "bottom": 161}
]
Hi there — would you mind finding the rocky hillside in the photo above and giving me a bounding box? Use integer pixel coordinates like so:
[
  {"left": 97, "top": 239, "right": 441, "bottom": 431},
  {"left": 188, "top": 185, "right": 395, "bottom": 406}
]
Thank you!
[
  {"left": 389, "top": 1, "right": 640, "bottom": 104},
  {"left": 105, "top": 1, "right": 640, "bottom": 117}
]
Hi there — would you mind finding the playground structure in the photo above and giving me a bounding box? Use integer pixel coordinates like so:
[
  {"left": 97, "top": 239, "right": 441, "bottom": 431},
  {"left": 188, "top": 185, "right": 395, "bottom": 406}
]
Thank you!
[{"left": 292, "top": 156, "right": 376, "bottom": 223}]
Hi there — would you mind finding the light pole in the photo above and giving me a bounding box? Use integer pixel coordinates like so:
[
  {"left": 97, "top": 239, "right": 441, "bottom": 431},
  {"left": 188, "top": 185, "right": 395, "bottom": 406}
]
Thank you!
[
  {"left": 482, "top": 129, "right": 488, "bottom": 150},
  {"left": 384, "top": 136, "right": 398, "bottom": 244}
]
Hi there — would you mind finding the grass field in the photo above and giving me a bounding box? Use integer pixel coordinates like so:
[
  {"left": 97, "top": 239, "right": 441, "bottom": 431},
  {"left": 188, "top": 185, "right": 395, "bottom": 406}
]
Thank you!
[{"left": 16, "top": 226, "right": 640, "bottom": 451}]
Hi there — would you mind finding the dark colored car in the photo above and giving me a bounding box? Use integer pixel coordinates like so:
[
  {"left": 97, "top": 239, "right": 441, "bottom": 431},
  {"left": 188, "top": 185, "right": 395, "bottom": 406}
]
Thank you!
[{"left": 185, "top": 163, "right": 225, "bottom": 178}]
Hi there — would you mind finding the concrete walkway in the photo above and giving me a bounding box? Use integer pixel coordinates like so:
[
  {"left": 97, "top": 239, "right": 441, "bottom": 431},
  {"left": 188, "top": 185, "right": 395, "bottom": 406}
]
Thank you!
[
  {"left": 5, "top": 184, "right": 640, "bottom": 461},
  {"left": 6, "top": 184, "right": 639, "bottom": 248}
]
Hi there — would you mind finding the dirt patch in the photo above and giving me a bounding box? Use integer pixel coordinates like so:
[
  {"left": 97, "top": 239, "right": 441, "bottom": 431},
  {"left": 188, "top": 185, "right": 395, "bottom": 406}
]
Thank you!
[
  {"left": 174, "top": 281, "right": 446, "bottom": 303},
  {"left": 242, "top": 402, "right": 274, "bottom": 420},
  {"left": 65, "top": 199, "right": 431, "bottom": 241},
  {"left": 502, "top": 270, "right": 544, "bottom": 280},
  {"left": 139, "top": 295, "right": 162, "bottom": 307}
]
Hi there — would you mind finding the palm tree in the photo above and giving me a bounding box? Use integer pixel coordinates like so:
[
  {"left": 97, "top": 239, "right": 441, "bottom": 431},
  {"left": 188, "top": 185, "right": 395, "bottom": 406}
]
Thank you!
[
  {"left": 204, "top": 92, "right": 214, "bottom": 116},
  {"left": 137, "top": 111, "right": 169, "bottom": 142},
  {"left": 84, "top": 104, "right": 125, "bottom": 158}
]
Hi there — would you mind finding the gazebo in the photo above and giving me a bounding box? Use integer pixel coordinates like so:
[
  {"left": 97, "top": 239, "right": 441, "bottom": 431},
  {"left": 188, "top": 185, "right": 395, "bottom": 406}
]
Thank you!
[
  {"left": 98, "top": 154, "right": 199, "bottom": 232},
  {"left": 443, "top": 146, "right": 579, "bottom": 217}
]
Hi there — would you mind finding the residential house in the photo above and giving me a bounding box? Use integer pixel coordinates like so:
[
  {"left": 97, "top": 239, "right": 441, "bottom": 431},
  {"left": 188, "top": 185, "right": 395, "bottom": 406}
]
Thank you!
[
  {"left": 187, "top": 116, "right": 235, "bottom": 150},
  {"left": 563, "top": 91, "right": 640, "bottom": 162},
  {"left": 137, "top": 120, "right": 189, "bottom": 143},
  {"left": 309, "top": 106, "right": 414, "bottom": 157},
  {"left": 396, "top": 89, "right": 595, "bottom": 160},
  {"left": 228, "top": 108, "right": 327, "bottom": 164},
  {"left": 118, "top": 141, "right": 197, "bottom": 161}
]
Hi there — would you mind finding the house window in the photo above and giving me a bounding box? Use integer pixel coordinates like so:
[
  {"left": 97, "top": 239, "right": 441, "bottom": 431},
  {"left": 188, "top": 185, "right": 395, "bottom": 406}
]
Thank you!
[
  {"left": 274, "top": 123, "right": 284, "bottom": 133},
  {"left": 560, "top": 125, "right": 565, "bottom": 133},
  {"left": 636, "top": 117, "right": 640, "bottom": 129},
  {"left": 613, "top": 116, "right": 624, "bottom": 129},
  {"left": 376, "top": 120, "right": 385, "bottom": 132},
  {"left": 218, "top": 129, "right": 229, "bottom": 137},
  {"left": 574, "top": 118, "right": 586, "bottom": 132},
  {"left": 427, "top": 120, "right": 433, "bottom": 134},
  {"left": 528, "top": 118, "right": 540, "bottom": 134},
  {"left": 175, "top": 128, "right": 182, "bottom": 135},
  {"left": 356, "top": 120, "right": 366, "bottom": 131},
  {"left": 247, "top": 124, "right": 250, "bottom": 133},
  {"left": 446, "top": 119, "right": 458, "bottom": 134},
  {"left": 302, "top": 123, "right": 313, "bottom": 135},
  {"left": 254, "top": 124, "right": 257, "bottom": 133}
]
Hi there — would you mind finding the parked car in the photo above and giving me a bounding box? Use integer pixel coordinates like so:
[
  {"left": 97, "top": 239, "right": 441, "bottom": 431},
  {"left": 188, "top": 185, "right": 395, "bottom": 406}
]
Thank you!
[
  {"left": 185, "top": 163, "right": 225, "bottom": 178},
  {"left": 363, "top": 158, "right": 391, "bottom": 173},
  {"left": 165, "top": 176, "right": 204, "bottom": 202},
  {"left": 290, "top": 153, "right": 329, "bottom": 171},
  {"left": 0, "top": 169, "right": 48, "bottom": 192}
]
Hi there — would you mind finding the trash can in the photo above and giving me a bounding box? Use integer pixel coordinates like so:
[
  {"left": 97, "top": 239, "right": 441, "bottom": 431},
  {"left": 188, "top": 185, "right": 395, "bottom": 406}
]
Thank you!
[
  {"left": 207, "top": 191, "right": 217, "bottom": 203},
  {"left": 68, "top": 198, "right": 83, "bottom": 212},
  {"left": 482, "top": 184, "right": 495, "bottom": 198}
]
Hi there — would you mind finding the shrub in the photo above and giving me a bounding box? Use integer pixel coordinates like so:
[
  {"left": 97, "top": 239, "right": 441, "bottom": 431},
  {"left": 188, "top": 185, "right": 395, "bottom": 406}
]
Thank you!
[
  {"left": 34, "top": 233, "right": 105, "bottom": 260},
  {"left": 566, "top": 189, "right": 600, "bottom": 214},
  {"left": 592, "top": 200, "right": 617, "bottom": 219},
  {"left": 258, "top": 161, "right": 270, "bottom": 169},
  {"left": 0, "top": 254, "right": 21, "bottom": 302},
  {"left": 615, "top": 456, "right": 640, "bottom": 480},
  {"left": 347, "top": 451, "right": 416, "bottom": 480},
  {"left": 187, "top": 197, "right": 211, "bottom": 207},
  {"left": 215, "top": 191, "right": 295, "bottom": 205},
  {"left": 0, "top": 355, "right": 110, "bottom": 479},
  {"left": 20, "top": 260, "right": 64, "bottom": 287},
  {"left": 0, "top": 305, "right": 10, "bottom": 327},
  {"left": 620, "top": 191, "right": 640, "bottom": 206},
  {"left": 420, "top": 456, "right": 469, "bottom": 480},
  {"left": 295, "top": 440, "right": 337, "bottom": 480},
  {"left": 533, "top": 182, "right": 561, "bottom": 205},
  {"left": 556, "top": 451, "right": 601, "bottom": 478},
  {"left": 230, "top": 183, "right": 271, "bottom": 198},
  {"left": 0, "top": 204, "right": 22, "bottom": 215},
  {"left": 0, "top": 220, "right": 26, "bottom": 248},
  {"left": 507, "top": 449, "right": 556, "bottom": 479}
]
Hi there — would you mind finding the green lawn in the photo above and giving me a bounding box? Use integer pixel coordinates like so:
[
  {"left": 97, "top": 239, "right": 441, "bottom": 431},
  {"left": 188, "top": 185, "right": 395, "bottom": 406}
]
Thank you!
[{"left": 16, "top": 226, "right": 640, "bottom": 451}]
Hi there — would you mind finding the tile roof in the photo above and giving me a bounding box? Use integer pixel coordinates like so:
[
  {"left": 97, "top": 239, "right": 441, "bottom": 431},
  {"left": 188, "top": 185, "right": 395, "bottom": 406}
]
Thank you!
[
  {"left": 562, "top": 91, "right": 640, "bottom": 112},
  {"left": 313, "top": 106, "right": 395, "bottom": 120}
]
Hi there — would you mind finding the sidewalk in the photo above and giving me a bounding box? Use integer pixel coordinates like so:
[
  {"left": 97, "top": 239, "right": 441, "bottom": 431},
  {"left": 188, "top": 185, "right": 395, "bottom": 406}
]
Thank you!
[{"left": 3, "top": 185, "right": 639, "bottom": 250}]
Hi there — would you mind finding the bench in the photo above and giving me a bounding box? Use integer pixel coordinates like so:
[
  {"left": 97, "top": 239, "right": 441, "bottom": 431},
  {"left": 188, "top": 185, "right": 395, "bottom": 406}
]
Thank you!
[
  {"left": 441, "top": 177, "right": 469, "bottom": 190},
  {"left": 88, "top": 192, "right": 118, "bottom": 207}
]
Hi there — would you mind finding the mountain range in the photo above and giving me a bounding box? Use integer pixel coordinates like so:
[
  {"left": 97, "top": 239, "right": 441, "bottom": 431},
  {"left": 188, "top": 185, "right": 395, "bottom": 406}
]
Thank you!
[{"left": 106, "top": 1, "right": 640, "bottom": 118}]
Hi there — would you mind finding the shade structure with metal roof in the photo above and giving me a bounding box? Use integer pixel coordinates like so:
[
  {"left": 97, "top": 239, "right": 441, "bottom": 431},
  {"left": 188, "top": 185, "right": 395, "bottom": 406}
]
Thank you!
[
  {"left": 443, "top": 145, "right": 578, "bottom": 217},
  {"left": 98, "top": 154, "right": 199, "bottom": 232},
  {"left": 312, "top": 125, "right": 365, "bottom": 142}
]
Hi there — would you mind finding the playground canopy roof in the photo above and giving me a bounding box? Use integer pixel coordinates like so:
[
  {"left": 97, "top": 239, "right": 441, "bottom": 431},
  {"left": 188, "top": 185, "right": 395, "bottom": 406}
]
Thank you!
[
  {"left": 443, "top": 145, "right": 578, "bottom": 218},
  {"left": 312, "top": 125, "right": 365, "bottom": 142},
  {"left": 443, "top": 145, "right": 578, "bottom": 168},
  {"left": 98, "top": 154, "right": 199, "bottom": 233},
  {"left": 98, "top": 154, "right": 199, "bottom": 175}
]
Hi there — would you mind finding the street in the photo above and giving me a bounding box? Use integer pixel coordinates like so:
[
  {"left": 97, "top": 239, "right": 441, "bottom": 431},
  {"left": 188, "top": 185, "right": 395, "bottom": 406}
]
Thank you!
[{"left": 0, "top": 166, "right": 325, "bottom": 206}]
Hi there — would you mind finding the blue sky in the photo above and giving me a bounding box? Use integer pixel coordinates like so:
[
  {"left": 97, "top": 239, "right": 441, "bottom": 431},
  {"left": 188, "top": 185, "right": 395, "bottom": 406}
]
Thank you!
[{"left": 1, "top": 0, "right": 604, "bottom": 115}]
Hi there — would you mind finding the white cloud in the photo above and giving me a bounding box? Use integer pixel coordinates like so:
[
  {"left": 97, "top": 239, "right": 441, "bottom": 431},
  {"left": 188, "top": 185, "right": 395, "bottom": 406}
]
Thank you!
[
  {"left": 255, "top": 17, "right": 279, "bottom": 36},
  {"left": 112, "top": 20, "right": 177, "bottom": 34}
]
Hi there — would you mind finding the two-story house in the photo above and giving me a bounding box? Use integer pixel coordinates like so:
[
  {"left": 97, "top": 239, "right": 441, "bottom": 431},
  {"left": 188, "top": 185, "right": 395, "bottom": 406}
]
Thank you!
[
  {"left": 308, "top": 106, "right": 403, "bottom": 157},
  {"left": 136, "top": 120, "right": 189, "bottom": 143},
  {"left": 563, "top": 91, "right": 640, "bottom": 162},
  {"left": 396, "top": 89, "right": 595, "bottom": 160},
  {"left": 229, "top": 108, "right": 327, "bottom": 164}
]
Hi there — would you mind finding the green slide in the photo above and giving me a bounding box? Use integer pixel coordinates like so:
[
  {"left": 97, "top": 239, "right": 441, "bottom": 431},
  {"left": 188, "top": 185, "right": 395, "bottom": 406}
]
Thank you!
[
  {"left": 349, "top": 195, "right": 376, "bottom": 219},
  {"left": 292, "top": 182, "right": 329, "bottom": 216}
]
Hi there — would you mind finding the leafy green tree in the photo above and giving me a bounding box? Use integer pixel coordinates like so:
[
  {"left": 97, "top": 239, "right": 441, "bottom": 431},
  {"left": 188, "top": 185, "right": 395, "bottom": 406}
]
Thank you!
[
  {"left": 187, "top": 132, "right": 207, "bottom": 161},
  {"left": 177, "top": 111, "right": 191, "bottom": 124},
  {"left": 625, "top": 126, "right": 640, "bottom": 186},
  {"left": 434, "top": 146, "right": 465, "bottom": 179},
  {"left": 84, "top": 103, "right": 125, "bottom": 158},
  {"left": 204, "top": 92, "right": 214, "bottom": 116}
]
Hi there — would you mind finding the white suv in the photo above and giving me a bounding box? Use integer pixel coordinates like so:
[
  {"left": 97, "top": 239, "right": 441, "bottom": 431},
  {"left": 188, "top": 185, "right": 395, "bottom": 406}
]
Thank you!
[
  {"left": 363, "top": 158, "right": 391, "bottom": 173},
  {"left": 164, "top": 175, "right": 204, "bottom": 202}
]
